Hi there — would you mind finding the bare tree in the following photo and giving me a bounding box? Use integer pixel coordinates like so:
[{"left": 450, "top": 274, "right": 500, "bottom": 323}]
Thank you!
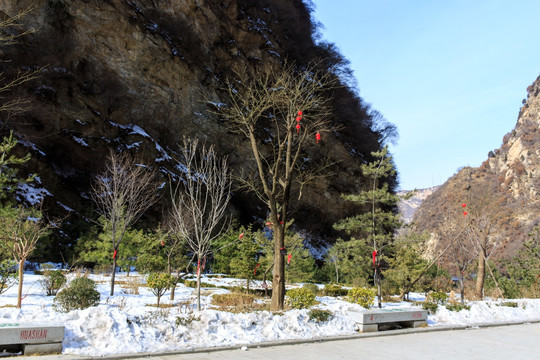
[
  {"left": 216, "top": 61, "right": 337, "bottom": 310},
  {"left": 465, "top": 185, "right": 507, "bottom": 299},
  {"left": 0, "top": 5, "right": 40, "bottom": 128},
  {"left": 169, "top": 138, "right": 231, "bottom": 311},
  {"left": 91, "top": 150, "right": 160, "bottom": 296},
  {"left": 441, "top": 207, "right": 477, "bottom": 305},
  {"left": 0, "top": 206, "right": 53, "bottom": 308}
]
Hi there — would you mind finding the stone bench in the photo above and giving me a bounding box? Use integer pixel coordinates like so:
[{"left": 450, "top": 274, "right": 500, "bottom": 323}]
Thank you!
[
  {"left": 0, "top": 322, "right": 64, "bottom": 355},
  {"left": 348, "top": 308, "right": 428, "bottom": 332}
]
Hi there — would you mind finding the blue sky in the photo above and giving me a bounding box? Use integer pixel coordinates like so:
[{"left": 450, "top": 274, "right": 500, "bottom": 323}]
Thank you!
[{"left": 312, "top": 0, "right": 540, "bottom": 190}]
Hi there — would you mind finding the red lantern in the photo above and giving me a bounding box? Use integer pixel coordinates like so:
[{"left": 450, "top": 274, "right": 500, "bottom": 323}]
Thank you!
[
  {"left": 296, "top": 116, "right": 302, "bottom": 122},
  {"left": 462, "top": 203, "right": 467, "bottom": 208},
  {"left": 287, "top": 254, "right": 292, "bottom": 264},
  {"left": 239, "top": 233, "right": 244, "bottom": 239},
  {"left": 297, "top": 110, "right": 302, "bottom": 116},
  {"left": 372, "top": 249, "right": 377, "bottom": 267},
  {"left": 160, "top": 240, "right": 165, "bottom": 246},
  {"left": 463, "top": 211, "right": 468, "bottom": 216},
  {"left": 296, "top": 124, "right": 301, "bottom": 133},
  {"left": 315, "top": 132, "right": 321, "bottom": 143},
  {"left": 113, "top": 250, "right": 117, "bottom": 259}
]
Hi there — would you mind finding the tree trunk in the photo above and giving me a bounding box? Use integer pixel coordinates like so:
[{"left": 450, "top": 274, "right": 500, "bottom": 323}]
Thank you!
[
  {"left": 196, "top": 257, "right": 201, "bottom": 311},
  {"left": 270, "top": 226, "right": 285, "bottom": 311},
  {"left": 110, "top": 256, "right": 117, "bottom": 296},
  {"left": 375, "top": 266, "right": 382, "bottom": 308},
  {"left": 17, "top": 259, "right": 24, "bottom": 309},
  {"left": 170, "top": 283, "right": 176, "bottom": 301},
  {"left": 475, "top": 247, "right": 486, "bottom": 300},
  {"left": 460, "top": 273, "right": 465, "bottom": 305}
]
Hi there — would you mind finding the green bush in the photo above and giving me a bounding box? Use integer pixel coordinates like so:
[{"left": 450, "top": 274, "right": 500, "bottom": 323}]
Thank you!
[
  {"left": 347, "top": 287, "right": 375, "bottom": 308},
  {"left": 322, "top": 284, "right": 348, "bottom": 297},
  {"left": 422, "top": 301, "right": 438, "bottom": 314},
  {"left": 53, "top": 277, "right": 100, "bottom": 312},
  {"left": 308, "top": 309, "right": 334, "bottom": 322},
  {"left": 146, "top": 273, "right": 173, "bottom": 307},
  {"left": 40, "top": 270, "right": 67, "bottom": 296},
  {"left": 0, "top": 260, "right": 17, "bottom": 295},
  {"left": 445, "top": 303, "right": 471, "bottom": 312},
  {"left": 498, "top": 301, "right": 518, "bottom": 308},
  {"left": 302, "top": 283, "right": 320, "bottom": 296},
  {"left": 429, "top": 291, "right": 448, "bottom": 304},
  {"left": 286, "top": 287, "right": 316, "bottom": 309}
]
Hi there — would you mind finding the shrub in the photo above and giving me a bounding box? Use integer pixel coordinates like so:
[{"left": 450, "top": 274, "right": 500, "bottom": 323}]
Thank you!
[
  {"left": 445, "top": 304, "right": 471, "bottom": 312},
  {"left": 322, "top": 284, "right": 348, "bottom": 297},
  {"left": 53, "top": 277, "right": 100, "bottom": 312},
  {"left": 146, "top": 273, "right": 173, "bottom": 307},
  {"left": 0, "top": 260, "right": 17, "bottom": 295},
  {"left": 212, "top": 293, "right": 256, "bottom": 310},
  {"left": 429, "top": 291, "right": 448, "bottom": 304},
  {"left": 498, "top": 301, "right": 519, "bottom": 308},
  {"left": 308, "top": 309, "right": 333, "bottom": 323},
  {"left": 422, "top": 301, "right": 438, "bottom": 314},
  {"left": 302, "top": 283, "right": 320, "bottom": 296},
  {"left": 347, "top": 287, "right": 375, "bottom": 308},
  {"left": 286, "top": 287, "right": 316, "bottom": 309},
  {"left": 40, "top": 270, "right": 67, "bottom": 296}
]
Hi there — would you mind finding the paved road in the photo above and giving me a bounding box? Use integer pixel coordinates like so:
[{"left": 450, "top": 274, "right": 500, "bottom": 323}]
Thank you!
[{"left": 36, "top": 322, "right": 540, "bottom": 360}]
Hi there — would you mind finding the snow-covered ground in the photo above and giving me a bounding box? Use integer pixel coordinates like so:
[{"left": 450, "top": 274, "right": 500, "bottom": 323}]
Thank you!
[{"left": 1, "top": 272, "right": 540, "bottom": 356}]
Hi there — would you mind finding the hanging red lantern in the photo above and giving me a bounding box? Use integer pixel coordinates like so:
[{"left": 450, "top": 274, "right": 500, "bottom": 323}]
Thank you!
[
  {"left": 297, "top": 110, "right": 302, "bottom": 116},
  {"left": 239, "top": 233, "right": 244, "bottom": 239},
  {"left": 315, "top": 132, "right": 321, "bottom": 143},
  {"left": 462, "top": 203, "right": 467, "bottom": 208},
  {"left": 113, "top": 250, "right": 117, "bottom": 259},
  {"left": 287, "top": 254, "right": 292, "bottom": 264},
  {"left": 463, "top": 211, "right": 468, "bottom": 216},
  {"left": 296, "top": 116, "right": 302, "bottom": 122},
  {"left": 372, "top": 249, "right": 377, "bottom": 267},
  {"left": 296, "top": 124, "right": 301, "bottom": 133}
]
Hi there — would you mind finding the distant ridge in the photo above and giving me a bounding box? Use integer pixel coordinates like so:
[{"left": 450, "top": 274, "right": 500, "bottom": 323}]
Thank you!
[{"left": 397, "top": 186, "right": 439, "bottom": 224}]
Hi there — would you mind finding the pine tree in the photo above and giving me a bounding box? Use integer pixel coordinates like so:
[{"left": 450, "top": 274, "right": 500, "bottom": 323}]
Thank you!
[{"left": 334, "top": 146, "right": 401, "bottom": 307}]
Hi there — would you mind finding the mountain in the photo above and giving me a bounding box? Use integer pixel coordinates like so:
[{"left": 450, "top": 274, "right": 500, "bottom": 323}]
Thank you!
[
  {"left": 411, "top": 75, "right": 540, "bottom": 259},
  {"left": 397, "top": 186, "right": 439, "bottom": 224},
  {"left": 0, "top": 0, "right": 392, "bottom": 260}
]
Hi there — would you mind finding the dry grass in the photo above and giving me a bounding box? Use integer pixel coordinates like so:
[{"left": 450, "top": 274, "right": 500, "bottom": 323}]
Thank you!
[{"left": 211, "top": 293, "right": 270, "bottom": 312}]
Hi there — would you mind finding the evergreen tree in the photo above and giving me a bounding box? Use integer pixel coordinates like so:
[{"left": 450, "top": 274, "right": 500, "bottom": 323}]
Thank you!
[{"left": 334, "top": 146, "right": 401, "bottom": 307}]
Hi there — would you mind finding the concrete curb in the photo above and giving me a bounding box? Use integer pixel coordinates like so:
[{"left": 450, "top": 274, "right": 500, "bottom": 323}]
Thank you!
[{"left": 37, "top": 318, "right": 540, "bottom": 360}]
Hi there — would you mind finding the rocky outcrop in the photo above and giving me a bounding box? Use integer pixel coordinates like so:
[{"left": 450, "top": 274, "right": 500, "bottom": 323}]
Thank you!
[
  {"left": 0, "top": 0, "right": 389, "bottom": 260},
  {"left": 412, "top": 75, "right": 540, "bottom": 259}
]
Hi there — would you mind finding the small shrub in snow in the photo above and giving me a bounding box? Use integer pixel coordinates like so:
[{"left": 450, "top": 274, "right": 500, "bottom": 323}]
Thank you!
[
  {"left": 53, "top": 277, "right": 100, "bottom": 312},
  {"left": 302, "top": 283, "right": 320, "bottom": 296},
  {"left": 445, "top": 303, "right": 470, "bottom": 312},
  {"left": 429, "top": 291, "right": 448, "bottom": 304},
  {"left": 308, "top": 309, "right": 333, "bottom": 323},
  {"left": 146, "top": 272, "right": 173, "bottom": 307},
  {"left": 39, "top": 269, "right": 67, "bottom": 296},
  {"left": 347, "top": 287, "right": 375, "bottom": 308},
  {"left": 322, "top": 284, "right": 348, "bottom": 297},
  {"left": 498, "top": 301, "right": 519, "bottom": 308},
  {"left": 212, "top": 293, "right": 256, "bottom": 310},
  {"left": 286, "top": 287, "right": 316, "bottom": 309},
  {"left": 175, "top": 314, "right": 201, "bottom": 327},
  {"left": 422, "top": 301, "right": 438, "bottom": 314}
]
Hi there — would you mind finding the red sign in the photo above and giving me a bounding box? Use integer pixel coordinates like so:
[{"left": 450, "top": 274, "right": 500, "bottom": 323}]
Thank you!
[{"left": 20, "top": 329, "right": 48, "bottom": 340}]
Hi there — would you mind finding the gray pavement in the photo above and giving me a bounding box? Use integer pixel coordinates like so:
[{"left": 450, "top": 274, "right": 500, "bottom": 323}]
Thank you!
[{"left": 30, "top": 321, "right": 540, "bottom": 360}]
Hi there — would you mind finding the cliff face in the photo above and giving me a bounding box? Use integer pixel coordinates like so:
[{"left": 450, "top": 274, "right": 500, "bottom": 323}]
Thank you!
[
  {"left": 412, "top": 75, "right": 540, "bottom": 259},
  {"left": 0, "top": 0, "right": 388, "bottom": 259}
]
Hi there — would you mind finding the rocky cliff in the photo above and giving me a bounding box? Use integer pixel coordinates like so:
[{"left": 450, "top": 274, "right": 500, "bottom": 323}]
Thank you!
[
  {"left": 0, "top": 0, "right": 390, "bottom": 260},
  {"left": 412, "top": 75, "right": 540, "bottom": 259}
]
